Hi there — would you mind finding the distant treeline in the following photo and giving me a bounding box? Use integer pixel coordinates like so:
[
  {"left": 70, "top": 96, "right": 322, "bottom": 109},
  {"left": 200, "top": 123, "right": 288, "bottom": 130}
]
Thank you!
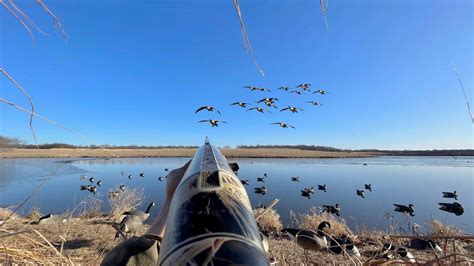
[
  {"left": 237, "top": 145, "right": 342, "bottom": 152},
  {"left": 14, "top": 144, "right": 199, "bottom": 149}
]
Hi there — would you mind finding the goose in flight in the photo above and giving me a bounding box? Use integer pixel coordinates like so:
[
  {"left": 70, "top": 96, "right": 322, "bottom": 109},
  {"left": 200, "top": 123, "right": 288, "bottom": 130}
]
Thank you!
[
  {"left": 307, "top": 101, "right": 323, "bottom": 106},
  {"left": 302, "top": 186, "right": 315, "bottom": 194},
  {"left": 240, "top": 179, "right": 250, "bottom": 185},
  {"left": 248, "top": 107, "right": 266, "bottom": 113},
  {"left": 290, "top": 90, "right": 305, "bottom": 95},
  {"left": 198, "top": 119, "right": 227, "bottom": 127},
  {"left": 442, "top": 191, "right": 458, "bottom": 200},
  {"left": 318, "top": 184, "right": 327, "bottom": 192},
  {"left": 291, "top": 176, "right": 300, "bottom": 182},
  {"left": 278, "top": 86, "right": 290, "bottom": 91},
  {"left": 254, "top": 186, "right": 267, "bottom": 195},
  {"left": 364, "top": 184, "right": 372, "bottom": 192},
  {"left": 195, "top": 106, "right": 221, "bottom": 115},
  {"left": 244, "top": 86, "right": 271, "bottom": 92},
  {"left": 271, "top": 122, "right": 295, "bottom": 129},
  {"left": 280, "top": 106, "right": 303, "bottom": 113},
  {"left": 356, "top": 189, "right": 365, "bottom": 198},
  {"left": 297, "top": 83, "right": 311, "bottom": 89},
  {"left": 313, "top": 89, "right": 329, "bottom": 95},
  {"left": 300, "top": 190, "right": 312, "bottom": 199},
  {"left": 231, "top": 102, "right": 248, "bottom": 108},
  {"left": 323, "top": 203, "right": 341, "bottom": 216}
]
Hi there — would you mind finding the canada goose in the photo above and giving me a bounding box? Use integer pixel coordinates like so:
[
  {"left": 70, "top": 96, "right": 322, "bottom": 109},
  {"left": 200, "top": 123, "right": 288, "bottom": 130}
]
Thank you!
[
  {"left": 278, "top": 86, "right": 290, "bottom": 91},
  {"left": 89, "top": 177, "right": 95, "bottom": 183},
  {"left": 119, "top": 184, "right": 125, "bottom": 191},
  {"left": 115, "top": 202, "right": 155, "bottom": 239},
  {"left": 259, "top": 204, "right": 267, "bottom": 209},
  {"left": 80, "top": 185, "right": 91, "bottom": 191},
  {"left": 393, "top": 204, "right": 415, "bottom": 216},
  {"left": 297, "top": 83, "right": 311, "bottom": 90},
  {"left": 364, "top": 184, "right": 372, "bottom": 191},
  {"left": 257, "top": 97, "right": 278, "bottom": 103},
  {"left": 195, "top": 105, "right": 221, "bottom": 115},
  {"left": 263, "top": 173, "right": 268, "bottom": 177},
  {"left": 326, "top": 235, "right": 360, "bottom": 257},
  {"left": 164, "top": 168, "right": 169, "bottom": 172},
  {"left": 323, "top": 204, "right": 340, "bottom": 216},
  {"left": 80, "top": 175, "right": 87, "bottom": 180},
  {"left": 290, "top": 90, "right": 304, "bottom": 95},
  {"left": 442, "top": 191, "right": 458, "bottom": 200},
  {"left": 302, "top": 186, "right": 315, "bottom": 194},
  {"left": 318, "top": 184, "right": 327, "bottom": 192},
  {"left": 231, "top": 101, "right": 248, "bottom": 108},
  {"left": 307, "top": 101, "right": 323, "bottom": 106},
  {"left": 291, "top": 176, "right": 300, "bottom": 182},
  {"left": 407, "top": 238, "right": 442, "bottom": 252},
  {"left": 281, "top": 221, "right": 330, "bottom": 258},
  {"left": 439, "top": 202, "right": 464, "bottom": 216},
  {"left": 244, "top": 86, "right": 271, "bottom": 92},
  {"left": 240, "top": 179, "right": 250, "bottom": 185},
  {"left": 313, "top": 89, "right": 329, "bottom": 95},
  {"left": 128, "top": 174, "right": 132, "bottom": 180},
  {"left": 198, "top": 119, "right": 228, "bottom": 127},
  {"left": 271, "top": 122, "right": 295, "bottom": 129},
  {"left": 300, "top": 190, "right": 312, "bottom": 199},
  {"left": 37, "top": 214, "right": 53, "bottom": 225},
  {"left": 363, "top": 163, "right": 368, "bottom": 166},
  {"left": 356, "top": 190, "right": 365, "bottom": 198},
  {"left": 158, "top": 176, "right": 163, "bottom": 182},
  {"left": 280, "top": 106, "right": 303, "bottom": 113},
  {"left": 97, "top": 180, "right": 102, "bottom": 187},
  {"left": 248, "top": 107, "right": 265, "bottom": 113},
  {"left": 36, "top": 214, "right": 67, "bottom": 225},
  {"left": 88, "top": 186, "right": 97, "bottom": 194},
  {"left": 139, "top": 172, "right": 144, "bottom": 177},
  {"left": 257, "top": 177, "right": 265, "bottom": 182},
  {"left": 254, "top": 186, "right": 267, "bottom": 195},
  {"left": 382, "top": 243, "right": 416, "bottom": 263},
  {"left": 120, "top": 171, "right": 124, "bottom": 176}
]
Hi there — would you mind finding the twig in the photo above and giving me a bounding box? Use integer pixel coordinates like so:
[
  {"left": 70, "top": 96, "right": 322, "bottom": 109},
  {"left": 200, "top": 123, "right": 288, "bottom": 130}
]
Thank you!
[
  {"left": 451, "top": 63, "right": 474, "bottom": 123},
  {"left": 255, "top": 199, "right": 280, "bottom": 221},
  {"left": 8, "top": 0, "right": 49, "bottom": 36},
  {"left": 35, "top": 0, "right": 68, "bottom": 41},
  {"left": 31, "top": 229, "right": 72, "bottom": 264},
  {"left": 0, "top": 0, "right": 35, "bottom": 45},
  {"left": 0, "top": 229, "right": 30, "bottom": 238},
  {"left": 319, "top": 0, "right": 329, "bottom": 30}
]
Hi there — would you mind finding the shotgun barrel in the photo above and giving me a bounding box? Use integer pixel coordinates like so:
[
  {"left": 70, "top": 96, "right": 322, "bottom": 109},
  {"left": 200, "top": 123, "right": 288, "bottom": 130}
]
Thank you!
[{"left": 159, "top": 137, "right": 269, "bottom": 265}]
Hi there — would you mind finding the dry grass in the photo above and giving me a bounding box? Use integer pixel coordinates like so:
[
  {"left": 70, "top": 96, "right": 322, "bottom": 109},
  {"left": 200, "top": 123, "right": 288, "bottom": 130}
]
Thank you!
[
  {"left": 78, "top": 195, "right": 104, "bottom": 219},
  {"left": 25, "top": 206, "right": 42, "bottom": 221},
  {"left": 0, "top": 147, "right": 380, "bottom": 158},
  {"left": 253, "top": 207, "right": 283, "bottom": 233},
  {"left": 108, "top": 188, "right": 144, "bottom": 222},
  {"left": 291, "top": 207, "right": 353, "bottom": 236}
]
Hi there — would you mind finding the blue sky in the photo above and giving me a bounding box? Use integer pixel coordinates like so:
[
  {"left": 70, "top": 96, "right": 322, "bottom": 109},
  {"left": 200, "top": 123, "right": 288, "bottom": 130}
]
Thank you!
[{"left": 0, "top": 0, "right": 472, "bottom": 149}]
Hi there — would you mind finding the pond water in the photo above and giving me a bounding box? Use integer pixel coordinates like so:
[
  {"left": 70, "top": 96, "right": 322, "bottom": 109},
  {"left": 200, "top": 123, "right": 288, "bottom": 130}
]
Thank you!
[{"left": 0, "top": 156, "right": 472, "bottom": 233}]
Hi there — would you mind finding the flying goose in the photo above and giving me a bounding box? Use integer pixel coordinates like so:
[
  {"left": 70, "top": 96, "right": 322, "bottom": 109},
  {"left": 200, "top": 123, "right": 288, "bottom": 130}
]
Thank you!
[
  {"left": 248, "top": 107, "right": 266, "bottom": 113},
  {"left": 313, "top": 89, "right": 329, "bottom": 95},
  {"left": 291, "top": 176, "right": 300, "bottom": 182},
  {"left": 88, "top": 186, "right": 97, "bottom": 194},
  {"left": 438, "top": 202, "right": 464, "bottom": 216},
  {"left": 407, "top": 238, "right": 442, "bottom": 252},
  {"left": 271, "top": 122, "right": 295, "bottom": 129},
  {"left": 89, "top": 177, "right": 95, "bottom": 183},
  {"left": 257, "top": 176, "right": 265, "bottom": 182},
  {"left": 442, "top": 191, "right": 458, "bottom": 200},
  {"left": 318, "top": 184, "right": 327, "bottom": 192},
  {"left": 323, "top": 203, "right": 340, "bottom": 216},
  {"left": 307, "top": 101, "right": 323, "bottom": 106},
  {"left": 195, "top": 106, "right": 221, "bottom": 115},
  {"left": 300, "top": 190, "right": 312, "bottom": 199},
  {"left": 240, "top": 179, "right": 250, "bottom": 185},
  {"left": 164, "top": 168, "right": 169, "bottom": 172},
  {"left": 244, "top": 86, "right": 271, "bottom": 92},
  {"left": 231, "top": 102, "right": 248, "bottom": 108},
  {"left": 393, "top": 204, "right": 415, "bottom": 216},
  {"left": 120, "top": 171, "right": 124, "bottom": 176},
  {"left": 119, "top": 184, "right": 125, "bottom": 191},
  {"left": 139, "top": 172, "right": 144, "bottom": 177},
  {"left": 97, "top": 180, "right": 102, "bottom": 187},
  {"left": 257, "top": 97, "right": 278, "bottom": 103},
  {"left": 302, "top": 186, "right": 315, "bottom": 194},
  {"left": 281, "top": 221, "right": 330, "bottom": 258},
  {"left": 297, "top": 83, "right": 311, "bottom": 89},
  {"left": 254, "top": 186, "right": 267, "bottom": 195},
  {"left": 80, "top": 185, "right": 91, "bottom": 191},
  {"left": 290, "top": 90, "right": 305, "bottom": 95},
  {"left": 326, "top": 235, "right": 360, "bottom": 257},
  {"left": 280, "top": 106, "right": 303, "bottom": 113},
  {"left": 364, "top": 184, "right": 372, "bottom": 192},
  {"left": 158, "top": 176, "right": 163, "bottom": 182},
  {"left": 278, "top": 86, "right": 290, "bottom": 91},
  {"left": 198, "top": 119, "right": 228, "bottom": 127},
  {"left": 356, "top": 190, "right": 365, "bottom": 198},
  {"left": 115, "top": 202, "right": 155, "bottom": 239}
]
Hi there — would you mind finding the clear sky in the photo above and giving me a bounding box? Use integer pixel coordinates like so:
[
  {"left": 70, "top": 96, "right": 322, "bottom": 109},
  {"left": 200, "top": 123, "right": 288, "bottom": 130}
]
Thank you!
[{"left": 0, "top": 0, "right": 472, "bottom": 149}]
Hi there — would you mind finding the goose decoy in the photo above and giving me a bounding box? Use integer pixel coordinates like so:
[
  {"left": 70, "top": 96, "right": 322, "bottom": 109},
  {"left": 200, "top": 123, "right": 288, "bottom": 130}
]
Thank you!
[
  {"left": 281, "top": 221, "right": 330, "bottom": 259},
  {"left": 356, "top": 190, "right": 365, "bottom": 198},
  {"left": 231, "top": 101, "right": 248, "bottom": 108},
  {"left": 115, "top": 202, "right": 155, "bottom": 239},
  {"left": 323, "top": 203, "right": 340, "bottom": 216},
  {"left": 260, "top": 232, "right": 269, "bottom": 254},
  {"left": 307, "top": 101, "right": 323, "bottom": 106},
  {"left": 254, "top": 186, "right": 267, "bottom": 195},
  {"left": 120, "top": 171, "right": 124, "bottom": 176},
  {"left": 80, "top": 185, "right": 91, "bottom": 191},
  {"left": 393, "top": 204, "right": 415, "bottom": 216},
  {"left": 318, "top": 184, "right": 327, "bottom": 192},
  {"left": 382, "top": 243, "right": 416, "bottom": 263},
  {"left": 302, "top": 186, "right": 315, "bottom": 194},
  {"left": 37, "top": 214, "right": 53, "bottom": 225},
  {"left": 313, "top": 89, "right": 329, "bottom": 95},
  {"left": 291, "top": 176, "right": 300, "bottom": 182},
  {"left": 364, "top": 184, "right": 372, "bottom": 192},
  {"left": 248, "top": 107, "right": 265, "bottom": 113},
  {"left": 195, "top": 105, "right": 221, "bottom": 115},
  {"left": 263, "top": 173, "right": 268, "bottom": 177},
  {"left": 257, "top": 177, "right": 265, "bottom": 182},
  {"left": 97, "top": 180, "right": 102, "bottom": 187},
  {"left": 442, "top": 191, "right": 458, "bottom": 200},
  {"left": 80, "top": 175, "right": 87, "bottom": 180},
  {"left": 300, "top": 190, "right": 312, "bottom": 199},
  {"left": 164, "top": 168, "right": 169, "bottom": 172},
  {"left": 407, "top": 238, "right": 443, "bottom": 252},
  {"left": 271, "top": 122, "right": 295, "bottom": 129},
  {"left": 240, "top": 179, "right": 250, "bottom": 185},
  {"left": 198, "top": 119, "right": 227, "bottom": 127},
  {"left": 438, "top": 202, "right": 464, "bottom": 216},
  {"left": 158, "top": 176, "right": 163, "bottom": 182},
  {"left": 280, "top": 106, "right": 303, "bottom": 113},
  {"left": 278, "top": 86, "right": 290, "bottom": 91},
  {"left": 139, "top": 172, "right": 144, "bottom": 177},
  {"left": 326, "top": 235, "right": 360, "bottom": 257},
  {"left": 89, "top": 177, "right": 95, "bottom": 183},
  {"left": 128, "top": 174, "right": 132, "bottom": 180},
  {"left": 290, "top": 90, "right": 304, "bottom": 95},
  {"left": 88, "top": 186, "right": 97, "bottom": 194},
  {"left": 119, "top": 184, "right": 125, "bottom": 191},
  {"left": 259, "top": 204, "right": 267, "bottom": 209}
]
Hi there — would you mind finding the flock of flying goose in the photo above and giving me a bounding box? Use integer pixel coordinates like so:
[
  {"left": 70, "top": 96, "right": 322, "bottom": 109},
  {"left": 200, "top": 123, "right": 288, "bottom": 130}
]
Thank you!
[{"left": 196, "top": 83, "right": 328, "bottom": 128}]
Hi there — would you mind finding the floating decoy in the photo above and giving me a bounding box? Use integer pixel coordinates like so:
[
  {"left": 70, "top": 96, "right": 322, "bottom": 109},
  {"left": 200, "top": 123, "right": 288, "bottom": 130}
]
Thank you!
[
  {"left": 128, "top": 174, "right": 132, "bottom": 180},
  {"left": 119, "top": 184, "right": 125, "bottom": 191},
  {"left": 231, "top": 102, "right": 248, "bottom": 108},
  {"left": 278, "top": 86, "right": 290, "bottom": 91},
  {"left": 244, "top": 86, "right": 271, "bottom": 92},
  {"left": 318, "top": 184, "right": 327, "bottom": 192},
  {"left": 263, "top": 173, "right": 268, "bottom": 177},
  {"left": 88, "top": 186, "right": 97, "bottom": 194},
  {"left": 393, "top": 204, "right": 415, "bottom": 216},
  {"left": 198, "top": 119, "right": 227, "bottom": 127},
  {"left": 254, "top": 186, "right": 267, "bottom": 195},
  {"left": 313, "top": 89, "right": 329, "bottom": 95},
  {"left": 115, "top": 202, "right": 155, "bottom": 239},
  {"left": 80, "top": 175, "right": 87, "bottom": 180},
  {"left": 307, "top": 101, "right": 323, "bottom": 106},
  {"left": 164, "top": 168, "right": 169, "bottom": 172},
  {"left": 326, "top": 235, "right": 360, "bottom": 257},
  {"left": 89, "top": 177, "right": 95, "bottom": 183},
  {"left": 195, "top": 105, "right": 221, "bottom": 115},
  {"left": 271, "top": 122, "right": 295, "bottom": 129},
  {"left": 280, "top": 106, "right": 303, "bottom": 113},
  {"left": 248, "top": 107, "right": 265, "bottom": 113},
  {"left": 439, "top": 202, "right": 464, "bottom": 216},
  {"left": 97, "top": 180, "right": 102, "bottom": 187},
  {"left": 407, "top": 238, "right": 442, "bottom": 252},
  {"left": 302, "top": 186, "right": 315, "bottom": 194},
  {"left": 442, "top": 191, "right": 458, "bottom": 200},
  {"left": 300, "top": 190, "right": 312, "bottom": 199},
  {"left": 139, "top": 172, "right": 144, "bottom": 177},
  {"left": 323, "top": 203, "right": 340, "bottom": 216},
  {"left": 240, "top": 179, "right": 250, "bottom": 185},
  {"left": 291, "top": 176, "right": 300, "bottom": 182},
  {"left": 120, "top": 171, "right": 124, "bottom": 176},
  {"left": 281, "top": 221, "right": 330, "bottom": 259},
  {"left": 364, "top": 184, "right": 372, "bottom": 192},
  {"left": 290, "top": 90, "right": 304, "bottom": 95},
  {"left": 158, "top": 176, "right": 163, "bottom": 182},
  {"left": 356, "top": 190, "right": 365, "bottom": 198},
  {"left": 257, "top": 177, "right": 265, "bottom": 183}
]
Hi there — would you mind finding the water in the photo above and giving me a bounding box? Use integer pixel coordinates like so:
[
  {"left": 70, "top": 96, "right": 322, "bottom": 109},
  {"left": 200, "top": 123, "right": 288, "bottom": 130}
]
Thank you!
[{"left": 0, "top": 156, "right": 472, "bottom": 233}]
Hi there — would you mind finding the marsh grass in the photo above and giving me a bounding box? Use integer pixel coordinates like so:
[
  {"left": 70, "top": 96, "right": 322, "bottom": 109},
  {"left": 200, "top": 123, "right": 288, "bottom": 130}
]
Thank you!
[{"left": 108, "top": 188, "right": 145, "bottom": 222}]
